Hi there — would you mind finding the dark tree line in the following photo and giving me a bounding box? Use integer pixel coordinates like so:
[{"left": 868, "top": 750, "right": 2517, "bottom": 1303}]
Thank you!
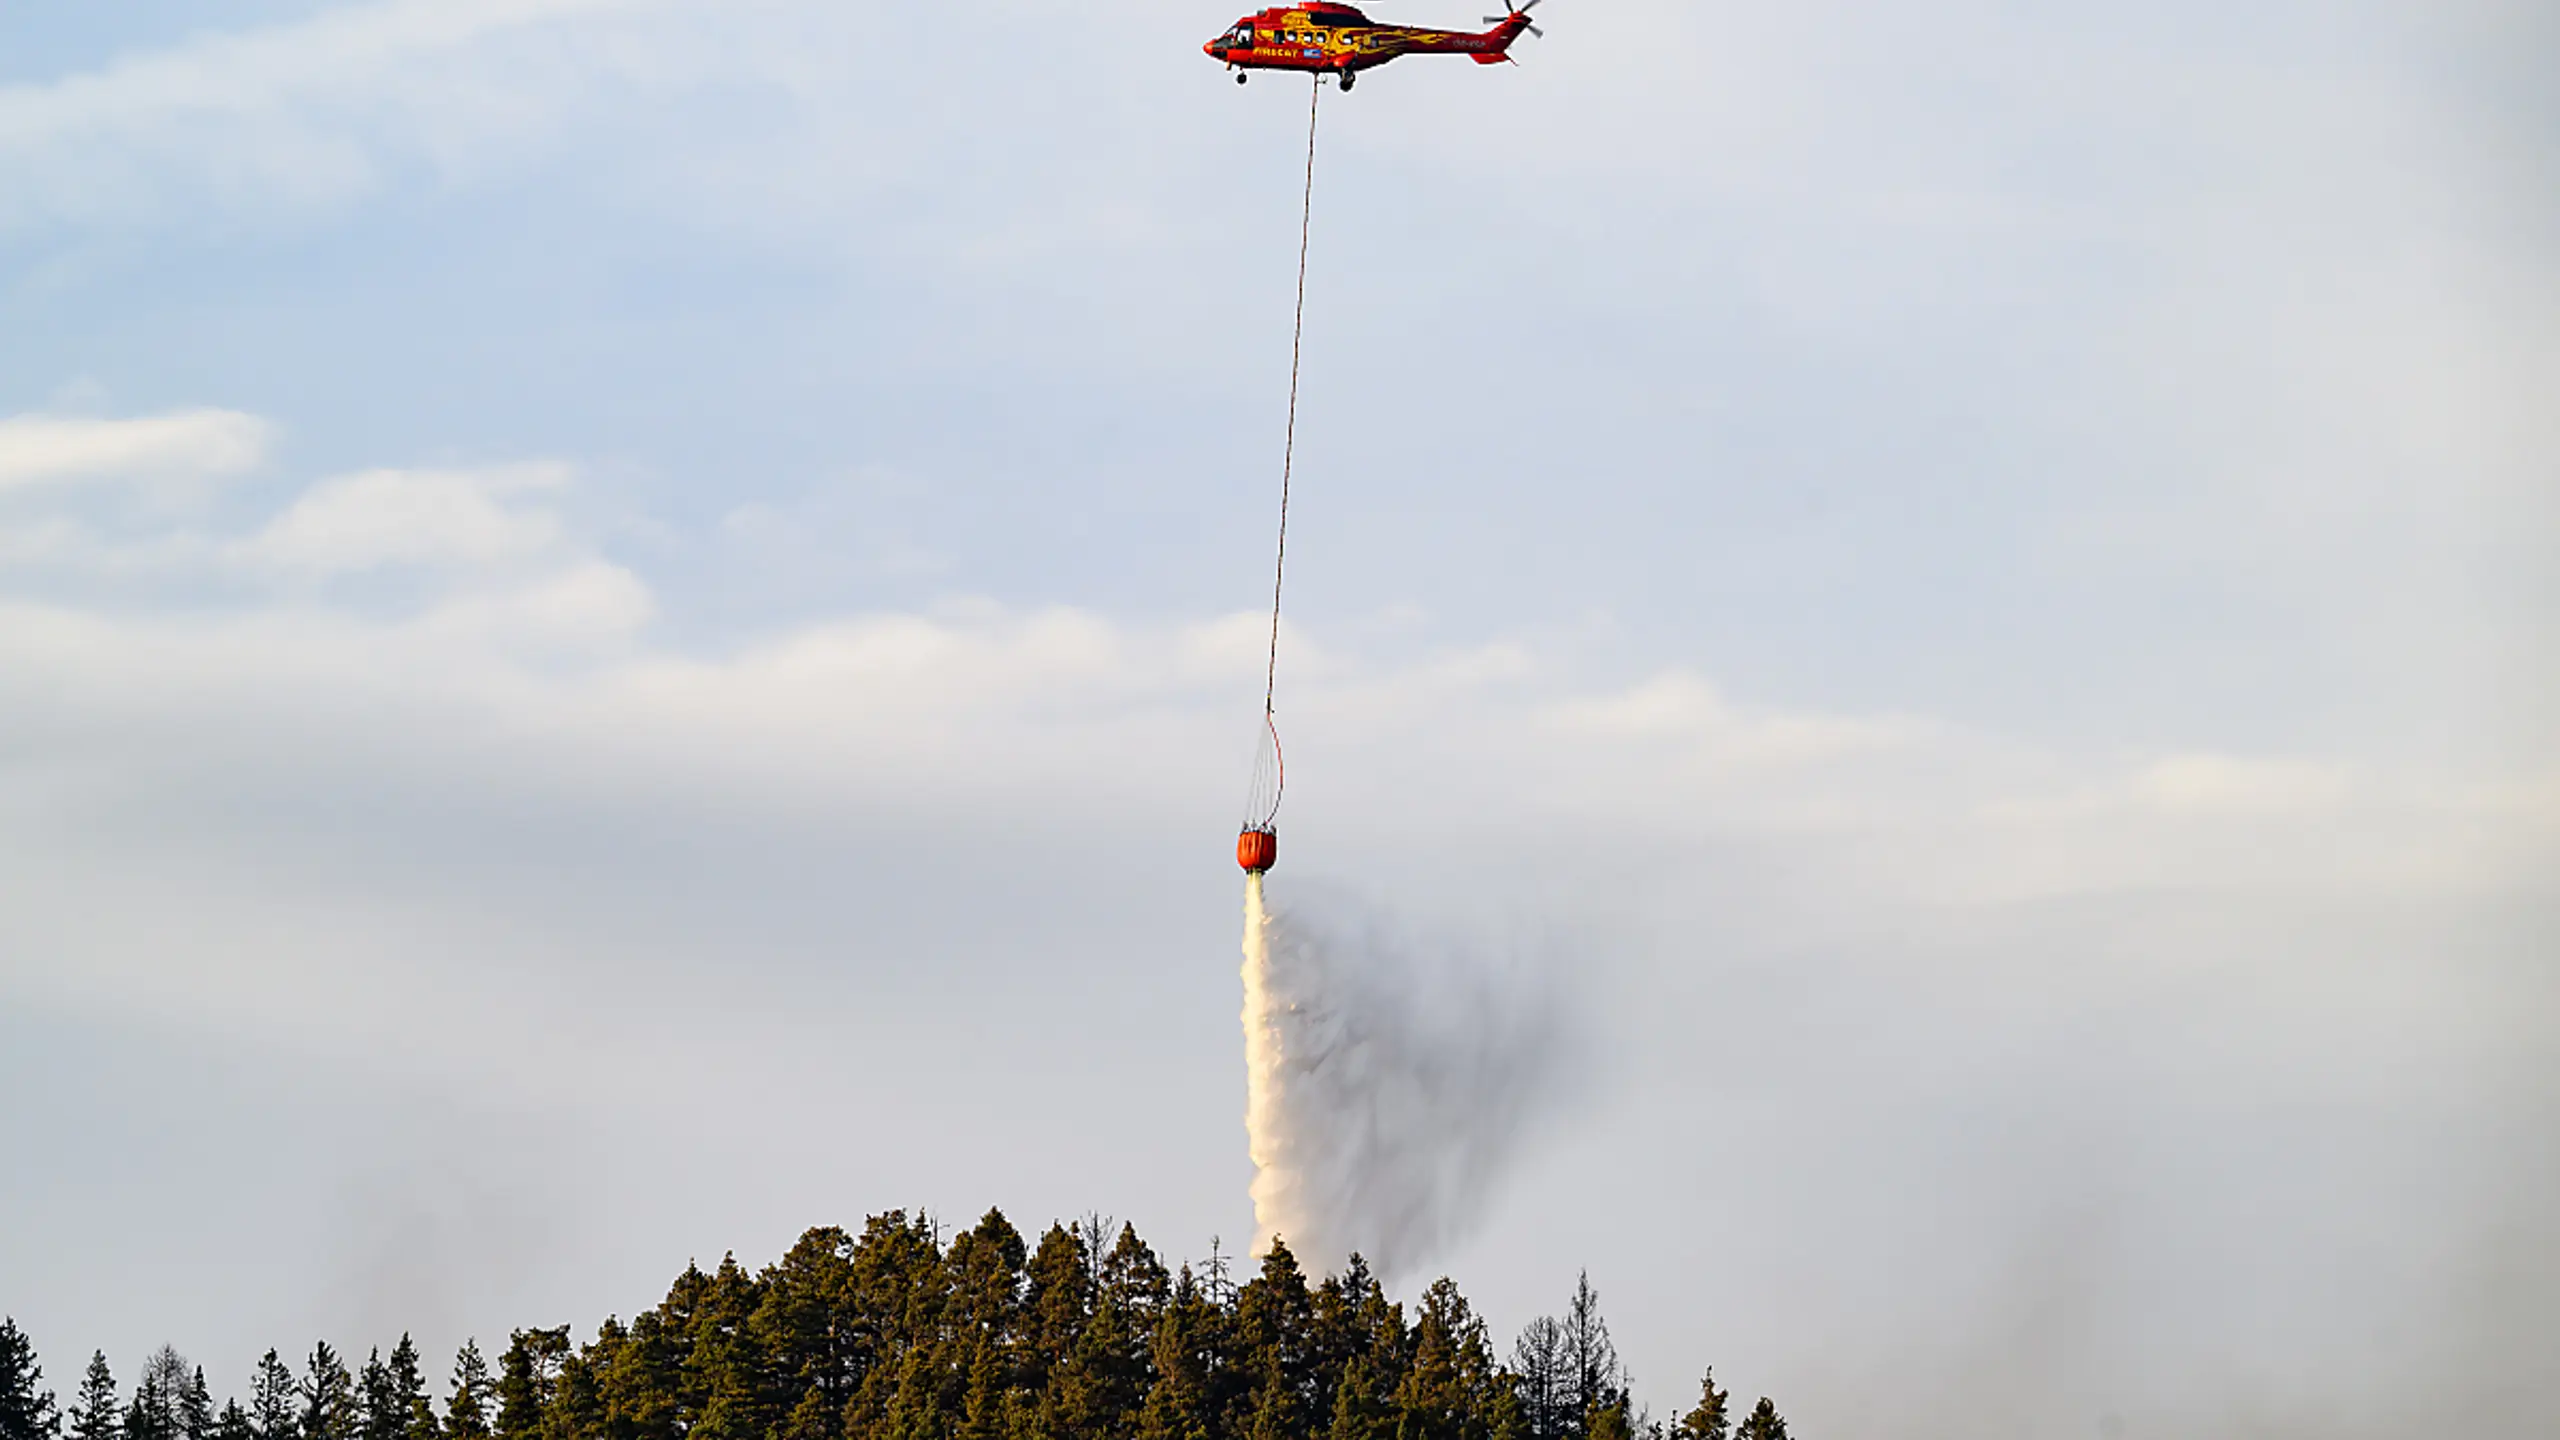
[{"left": 1, "top": 1213, "right": 1794, "bottom": 1440}]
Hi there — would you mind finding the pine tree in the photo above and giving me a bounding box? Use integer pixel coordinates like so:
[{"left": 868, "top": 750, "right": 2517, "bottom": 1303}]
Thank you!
[
  {"left": 952, "top": 1336, "right": 1003, "bottom": 1440},
  {"left": 66, "top": 1355, "right": 117, "bottom": 1440},
  {"left": 1019, "top": 1223, "right": 1092, "bottom": 1406},
  {"left": 126, "top": 1347, "right": 192, "bottom": 1440},
  {"left": 1509, "top": 1317, "right": 1566, "bottom": 1440},
  {"left": 1230, "top": 1242, "right": 1313, "bottom": 1440},
  {"left": 840, "top": 1212, "right": 943, "bottom": 1440},
  {"left": 1054, "top": 1231, "right": 1161, "bottom": 1440},
  {"left": 212, "top": 1403, "right": 253, "bottom": 1440},
  {"left": 247, "top": 1355, "right": 296, "bottom": 1440},
  {"left": 179, "top": 1370, "right": 213, "bottom": 1440},
  {"left": 1732, "top": 1400, "right": 1785, "bottom": 1440},
  {"left": 122, "top": 1371, "right": 156, "bottom": 1440},
  {"left": 541, "top": 1343, "right": 603, "bottom": 1440},
  {"left": 441, "top": 1344, "right": 493, "bottom": 1440},
  {"left": 1133, "top": 1267, "right": 1212, "bottom": 1440},
  {"left": 1559, "top": 1275, "right": 1622, "bottom": 1440},
  {"left": 357, "top": 1351, "right": 398, "bottom": 1440},
  {"left": 492, "top": 1331, "right": 567, "bottom": 1440},
  {"left": 681, "top": 1258, "right": 775, "bottom": 1440},
  {"left": 1673, "top": 1373, "right": 1728, "bottom": 1440},
  {"left": 382, "top": 1340, "right": 433, "bottom": 1440},
  {"left": 596, "top": 1313, "right": 680, "bottom": 1440},
  {"left": 0, "top": 1320, "right": 59, "bottom": 1440},
  {"left": 748, "top": 1227, "right": 858, "bottom": 1440},
  {"left": 1088, "top": 1233, "right": 1172, "bottom": 1440},
  {"left": 1396, "top": 1279, "right": 1503, "bottom": 1440},
  {"left": 301, "top": 1343, "right": 356, "bottom": 1440}
]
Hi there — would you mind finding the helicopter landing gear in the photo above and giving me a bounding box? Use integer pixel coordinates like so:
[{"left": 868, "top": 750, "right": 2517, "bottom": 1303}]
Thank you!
[{"left": 1339, "top": 69, "right": 1356, "bottom": 91}]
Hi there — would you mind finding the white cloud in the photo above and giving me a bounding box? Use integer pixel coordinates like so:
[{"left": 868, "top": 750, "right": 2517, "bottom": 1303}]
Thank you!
[
  {"left": 240, "top": 463, "right": 572, "bottom": 574},
  {"left": 1547, "top": 670, "right": 1910, "bottom": 768},
  {"left": 2129, "top": 753, "right": 2355, "bottom": 816},
  {"left": 0, "top": 409, "right": 270, "bottom": 491},
  {"left": 0, "top": 441, "right": 2538, "bottom": 913},
  {"left": 0, "top": 0, "right": 661, "bottom": 228}
]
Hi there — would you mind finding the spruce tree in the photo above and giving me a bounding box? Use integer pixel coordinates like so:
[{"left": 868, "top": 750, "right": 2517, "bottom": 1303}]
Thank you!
[
  {"left": 178, "top": 1370, "right": 213, "bottom": 1440},
  {"left": 441, "top": 1344, "right": 492, "bottom": 1440},
  {"left": 380, "top": 1340, "right": 432, "bottom": 1440},
  {"left": 212, "top": 1404, "right": 252, "bottom": 1440},
  {"left": 749, "top": 1228, "right": 861, "bottom": 1440},
  {"left": 247, "top": 1356, "right": 295, "bottom": 1440},
  {"left": 356, "top": 1352, "right": 393, "bottom": 1440},
  {"left": 0, "top": 1320, "right": 59, "bottom": 1440},
  {"left": 1230, "top": 1242, "right": 1313, "bottom": 1440},
  {"left": 1396, "top": 1279, "right": 1503, "bottom": 1440},
  {"left": 1133, "top": 1267, "right": 1212, "bottom": 1440},
  {"left": 492, "top": 1331, "right": 566, "bottom": 1440},
  {"left": 66, "top": 1355, "right": 117, "bottom": 1440},
  {"left": 126, "top": 1347, "right": 192, "bottom": 1440},
  {"left": 839, "top": 1213, "right": 941, "bottom": 1440},
  {"left": 1509, "top": 1318, "right": 1566, "bottom": 1440},
  {"left": 952, "top": 1337, "right": 1004, "bottom": 1440},
  {"left": 121, "top": 1371, "right": 156, "bottom": 1440},
  {"left": 1673, "top": 1373, "right": 1728, "bottom": 1440},
  {"left": 1020, "top": 1223, "right": 1092, "bottom": 1404},
  {"left": 604, "top": 1311, "right": 686, "bottom": 1440},
  {"left": 542, "top": 1346, "right": 603, "bottom": 1440},
  {"left": 301, "top": 1344, "right": 356, "bottom": 1440},
  {"left": 1559, "top": 1275, "right": 1622, "bottom": 1440},
  {"left": 1058, "top": 1225, "right": 1164, "bottom": 1440},
  {"left": 1322, "top": 1360, "right": 1387, "bottom": 1440},
  {"left": 680, "top": 1258, "right": 774, "bottom": 1440},
  {"left": 1732, "top": 1400, "right": 1785, "bottom": 1440}
]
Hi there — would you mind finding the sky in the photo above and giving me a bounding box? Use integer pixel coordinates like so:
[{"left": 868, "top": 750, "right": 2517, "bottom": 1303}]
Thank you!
[{"left": 2, "top": 1, "right": 2555, "bottom": 1435}]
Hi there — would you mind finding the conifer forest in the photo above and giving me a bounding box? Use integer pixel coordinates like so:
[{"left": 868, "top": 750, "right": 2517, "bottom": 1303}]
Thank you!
[{"left": 0, "top": 1211, "right": 1795, "bottom": 1440}]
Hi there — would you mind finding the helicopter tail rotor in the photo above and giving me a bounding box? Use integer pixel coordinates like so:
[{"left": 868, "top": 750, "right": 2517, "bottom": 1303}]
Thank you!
[{"left": 1482, "top": 0, "right": 1544, "bottom": 38}]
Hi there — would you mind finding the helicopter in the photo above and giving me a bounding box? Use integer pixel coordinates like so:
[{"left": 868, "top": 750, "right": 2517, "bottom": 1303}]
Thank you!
[{"left": 1203, "top": 1, "right": 1544, "bottom": 90}]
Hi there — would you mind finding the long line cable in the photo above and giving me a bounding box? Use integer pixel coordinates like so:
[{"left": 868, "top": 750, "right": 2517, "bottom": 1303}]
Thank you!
[{"left": 1263, "top": 74, "right": 1321, "bottom": 719}]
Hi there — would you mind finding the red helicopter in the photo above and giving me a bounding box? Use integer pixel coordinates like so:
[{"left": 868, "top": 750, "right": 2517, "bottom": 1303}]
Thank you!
[{"left": 1203, "top": 1, "right": 1544, "bottom": 90}]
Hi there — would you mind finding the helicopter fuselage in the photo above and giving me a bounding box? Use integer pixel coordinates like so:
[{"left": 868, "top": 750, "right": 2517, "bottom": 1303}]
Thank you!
[{"left": 1203, "top": 5, "right": 1528, "bottom": 80}]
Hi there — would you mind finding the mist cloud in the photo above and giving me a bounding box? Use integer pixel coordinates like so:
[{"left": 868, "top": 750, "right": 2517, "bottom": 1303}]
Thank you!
[{"left": 1242, "top": 876, "right": 1578, "bottom": 1284}]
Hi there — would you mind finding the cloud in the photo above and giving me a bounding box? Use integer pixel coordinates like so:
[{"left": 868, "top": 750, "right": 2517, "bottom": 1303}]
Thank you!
[
  {"left": 1547, "top": 670, "right": 1910, "bottom": 767},
  {"left": 0, "top": 0, "right": 659, "bottom": 229},
  {"left": 0, "top": 406, "right": 2544, "bottom": 931},
  {"left": 0, "top": 409, "right": 270, "bottom": 492},
  {"left": 240, "top": 463, "right": 572, "bottom": 574}
]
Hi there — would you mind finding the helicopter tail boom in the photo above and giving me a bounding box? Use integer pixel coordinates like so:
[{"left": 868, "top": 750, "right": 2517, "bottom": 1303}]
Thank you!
[{"left": 1468, "top": 7, "right": 1539, "bottom": 60}]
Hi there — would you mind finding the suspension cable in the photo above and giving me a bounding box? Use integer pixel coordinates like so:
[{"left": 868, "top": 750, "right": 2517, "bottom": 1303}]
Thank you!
[{"left": 1264, "top": 73, "right": 1321, "bottom": 719}]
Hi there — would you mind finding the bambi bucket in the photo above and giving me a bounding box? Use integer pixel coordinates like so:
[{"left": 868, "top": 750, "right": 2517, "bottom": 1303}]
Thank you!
[{"left": 1237, "top": 827, "right": 1279, "bottom": 873}]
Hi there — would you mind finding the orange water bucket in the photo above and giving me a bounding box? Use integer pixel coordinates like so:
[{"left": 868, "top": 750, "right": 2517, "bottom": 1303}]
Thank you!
[{"left": 1236, "top": 827, "right": 1279, "bottom": 873}]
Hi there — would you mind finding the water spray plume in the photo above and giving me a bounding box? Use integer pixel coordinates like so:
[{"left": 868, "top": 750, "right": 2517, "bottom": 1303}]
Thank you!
[
  {"left": 1239, "top": 875, "right": 1576, "bottom": 1281},
  {"left": 1239, "top": 871, "right": 1297, "bottom": 1249}
]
